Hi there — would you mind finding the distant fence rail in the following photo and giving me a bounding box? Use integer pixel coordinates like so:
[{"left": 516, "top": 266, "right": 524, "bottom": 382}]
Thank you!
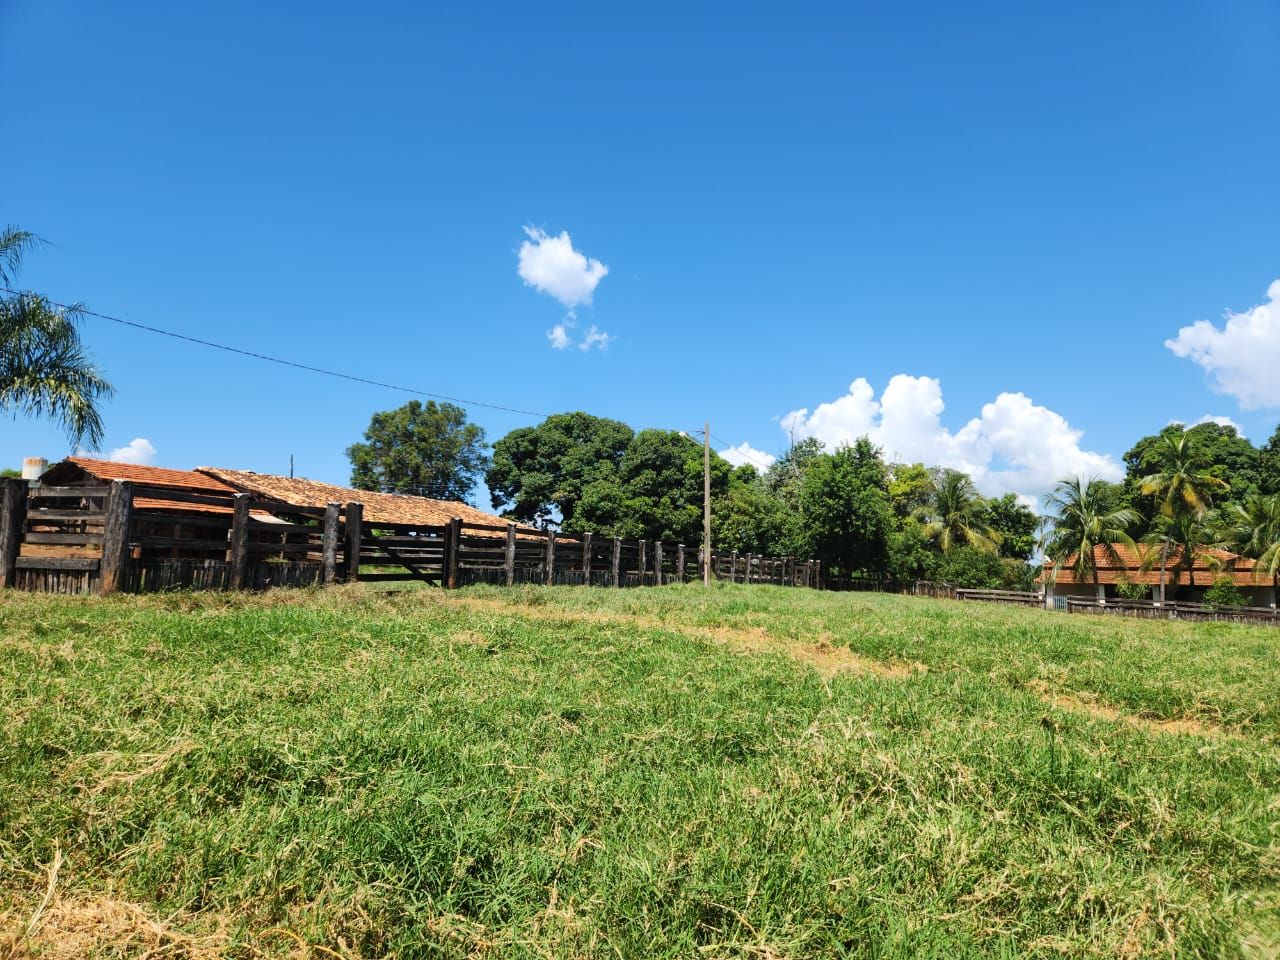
[{"left": 1065, "top": 597, "right": 1280, "bottom": 626}]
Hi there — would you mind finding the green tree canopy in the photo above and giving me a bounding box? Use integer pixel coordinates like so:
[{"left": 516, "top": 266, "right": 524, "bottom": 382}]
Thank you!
[
  {"left": 922, "top": 470, "right": 1000, "bottom": 554},
  {"left": 977, "top": 493, "right": 1039, "bottom": 561},
  {"left": 714, "top": 465, "right": 797, "bottom": 556},
  {"left": 599, "top": 429, "right": 731, "bottom": 542},
  {"left": 1260, "top": 424, "right": 1280, "bottom": 495},
  {"left": 486, "top": 412, "right": 633, "bottom": 528},
  {"left": 1043, "top": 477, "right": 1139, "bottom": 588},
  {"left": 798, "top": 438, "right": 892, "bottom": 576},
  {"left": 1123, "top": 423, "right": 1256, "bottom": 527},
  {"left": 1, "top": 227, "right": 112, "bottom": 448},
  {"left": 347, "top": 400, "right": 488, "bottom": 501}
]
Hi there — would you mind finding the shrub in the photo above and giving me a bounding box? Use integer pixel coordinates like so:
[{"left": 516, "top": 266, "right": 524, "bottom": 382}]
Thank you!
[
  {"left": 936, "top": 546, "right": 1004, "bottom": 589},
  {"left": 1114, "top": 576, "right": 1150, "bottom": 601},
  {"left": 1203, "top": 576, "right": 1247, "bottom": 608}
]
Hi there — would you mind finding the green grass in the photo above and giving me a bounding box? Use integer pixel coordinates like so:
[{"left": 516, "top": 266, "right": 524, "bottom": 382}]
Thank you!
[{"left": 1, "top": 583, "right": 1277, "bottom": 958}]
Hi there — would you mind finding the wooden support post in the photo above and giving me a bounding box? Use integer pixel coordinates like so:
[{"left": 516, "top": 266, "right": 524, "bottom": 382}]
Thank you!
[
  {"left": 815, "top": 560, "right": 822, "bottom": 590},
  {"left": 582, "top": 531, "right": 593, "bottom": 585},
  {"left": 730, "top": 551, "right": 738, "bottom": 583},
  {"left": 611, "top": 537, "right": 621, "bottom": 587},
  {"left": 654, "top": 541, "right": 663, "bottom": 586},
  {"left": 746, "top": 553, "right": 753, "bottom": 585},
  {"left": 638, "top": 539, "right": 647, "bottom": 585},
  {"left": 99, "top": 480, "right": 134, "bottom": 595},
  {"left": 0, "top": 478, "right": 28, "bottom": 589},
  {"left": 321, "top": 502, "right": 341, "bottom": 585},
  {"left": 505, "top": 522, "right": 516, "bottom": 587},
  {"left": 446, "top": 516, "right": 461, "bottom": 589},
  {"left": 676, "top": 544, "right": 685, "bottom": 584},
  {"left": 545, "top": 529, "right": 556, "bottom": 586},
  {"left": 343, "top": 501, "right": 363, "bottom": 583}
]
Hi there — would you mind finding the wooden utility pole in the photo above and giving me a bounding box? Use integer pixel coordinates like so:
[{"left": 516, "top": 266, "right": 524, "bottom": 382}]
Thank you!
[{"left": 703, "top": 421, "right": 711, "bottom": 586}]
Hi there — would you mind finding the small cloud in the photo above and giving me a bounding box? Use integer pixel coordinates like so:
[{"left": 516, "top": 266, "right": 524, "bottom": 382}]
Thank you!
[
  {"left": 1165, "top": 279, "right": 1280, "bottom": 409},
  {"left": 1194, "top": 414, "right": 1245, "bottom": 437},
  {"left": 84, "top": 437, "right": 156, "bottom": 465},
  {"left": 518, "top": 226, "right": 608, "bottom": 312},
  {"left": 578, "top": 325, "right": 612, "bottom": 351},
  {"left": 547, "top": 323, "right": 571, "bottom": 350},
  {"left": 721, "top": 442, "right": 777, "bottom": 470}
]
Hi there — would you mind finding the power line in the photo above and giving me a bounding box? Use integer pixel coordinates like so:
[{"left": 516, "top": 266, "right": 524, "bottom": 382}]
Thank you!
[{"left": 1, "top": 287, "right": 551, "bottom": 419}]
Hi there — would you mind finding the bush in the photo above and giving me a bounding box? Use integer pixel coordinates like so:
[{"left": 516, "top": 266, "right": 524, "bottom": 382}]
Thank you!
[
  {"left": 1114, "top": 576, "right": 1150, "bottom": 601},
  {"left": 936, "top": 546, "right": 1004, "bottom": 589},
  {"left": 1203, "top": 576, "right": 1246, "bottom": 608}
]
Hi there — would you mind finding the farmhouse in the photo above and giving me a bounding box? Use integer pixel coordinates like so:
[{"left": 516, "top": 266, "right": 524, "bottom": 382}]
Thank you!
[{"left": 1043, "top": 543, "right": 1277, "bottom": 607}]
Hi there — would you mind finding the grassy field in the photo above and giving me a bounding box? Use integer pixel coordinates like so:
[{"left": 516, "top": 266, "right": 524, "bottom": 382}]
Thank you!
[{"left": 1, "top": 583, "right": 1277, "bottom": 959}]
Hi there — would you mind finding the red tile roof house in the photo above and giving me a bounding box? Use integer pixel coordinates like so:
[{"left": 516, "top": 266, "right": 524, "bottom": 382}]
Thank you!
[{"left": 1041, "top": 543, "right": 1277, "bottom": 608}]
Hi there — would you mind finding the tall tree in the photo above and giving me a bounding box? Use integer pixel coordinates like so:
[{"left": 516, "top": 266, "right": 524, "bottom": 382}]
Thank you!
[
  {"left": 1043, "top": 477, "right": 1139, "bottom": 593},
  {"left": 922, "top": 470, "right": 1000, "bottom": 553},
  {"left": 602, "top": 429, "right": 731, "bottom": 542},
  {"left": 1260, "top": 424, "right": 1280, "bottom": 495},
  {"left": 1123, "top": 423, "right": 1257, "bottom": 527},
  {"left": 347, "top": 400, "right": 488, "bottom": 501},
  {"left": 1, "top": 227, "right": 112, "bottom": 448},
  {"left": 977, "top": 492, "right": 1039, "bottom": 561},
  {"left": 487, "top": 412, "right": 633, "bottom": 527},
  {"left": 798, "top": 438, "right": 892, "bottom": 576},
  {"left": 1138, "top": 431, "right": 1228, "bottom": 601},
  {"left": 1220, "top": 493, "right": 1280, "bottom": 599}
]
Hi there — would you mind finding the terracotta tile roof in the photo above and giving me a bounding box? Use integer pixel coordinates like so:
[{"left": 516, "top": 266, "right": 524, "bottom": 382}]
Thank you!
[
  {"left": 1045, "top": 543, "right": 1266, "bottom": 586},
  {"left": 45, "top": 457, "right": 240, "bottom": 515},
  {"left": 196, "top": 467, "right": 528, "bottom": 530}
]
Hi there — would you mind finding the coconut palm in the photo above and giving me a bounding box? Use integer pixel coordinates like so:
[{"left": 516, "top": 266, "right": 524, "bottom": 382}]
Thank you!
[
  {"left": 922, "top": 470, "right": 1000, "bottom": 553},
  {"left": 1043, "top": 477, "right": 1140, "bottom": 594},
  {"left": 1219, "top": 493, "right": 1280, "bottom": 600},
  {"left": 0, "top": 226, "right": 112, "bottom": 448},
  {"left": 1141, "top": 510, "right": 1224, "bottom": 602},
  {"left": 1139, "top": 432, "right": 1228, "bottom": 602}
]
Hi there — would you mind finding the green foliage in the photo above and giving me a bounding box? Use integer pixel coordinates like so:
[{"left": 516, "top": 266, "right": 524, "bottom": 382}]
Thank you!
[
  {"left": 0, "top": 467, "right": 20, "bottom": 479},
  {"left": 1261, "top": 424, "right": 1280, "bottom": 495},
  {"left": 885, "top": 516, "right": 939, "bottom": 582},
  {"left": 1113, "top": 576, "right": 1151, "bottom": 601},
  {"left": 347, "top": 400, "right": 488, "bottom": 501},
  {"left": 714, "top": 468, "right": 797, "bottom": 556},
  {"left": 922, "top": 470, "right": 1000, "bottom": 553},
  {"left": 798, "top": 438, "right": 892, "bottom": 575},
  {"left": 978, "top": 493, "right": 1039, "bottom": 560},
  {"left": 935, "top": 545, "right": 1004, "bottom": 588},
  {"left": 1219, "top": 493, "right": 1280, "bottom": 588},
  {"left": 486, "top": 412, "right": 633, "bottom": 527},
  {"left": 887, "top": 462, "right": 936, "bottom": 518},
  {"left": 599, "top": 429, "right": 730, "bottom": 542},
  {"left": 1123, "top": 424, "right": 1251, "bottom": 530},
  {"left": 1044, "top": 478, "right": 1140, "bottom": 585},
  {"left": 1203, "top": 576, "right": 1246, "bottom": 608},
  {"left": 1, "top": 227, "right": 112, "bottom": 449}
]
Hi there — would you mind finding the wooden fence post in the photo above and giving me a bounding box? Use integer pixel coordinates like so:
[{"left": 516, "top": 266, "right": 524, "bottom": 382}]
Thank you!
[
  {"left": 343, "top": 501, "right": 363, "bottom": 583},
  {"left": 99, "top": 480, "right": 134, "bottom": 595},
  {"left": 446, "top": 517, "right": 461, "bottom": 589},
  {"left": 815, "top": 560, "right": 822, "bottom": 590},
  {"left": 638, "top": 540, "right": 647, "bottom": 586},
  {"left": 321, "top": 502, "right": 341, "bottom": 585},
  {"left": 545, "top": 529, "right": 556, "bottom": 586},
  {"left": 676, "top": 544, "right": 685, "bottom": 584},
  {"left": 730, "top": 551, "right": 738, "bottom": 583},
  {"left": 227, "top": 493, "right": 251, "bottom": 589},
  {"left": 745, "top": 553, "right": 754, "bottom": 585},
  {"left": 654, "top": 541, "right": 664, "bottom": 586},
  {"left": 611, "top": 537, "right": 621, "bottom": 587},
  {"left": 505, "top": 523, "right": 516, "bottom": 587},
  {"left": 582, "top": 531, "right": 593, "bottom": 585},
  {"left": 0, "top": 478, "right": 28, "bottom": 589}
]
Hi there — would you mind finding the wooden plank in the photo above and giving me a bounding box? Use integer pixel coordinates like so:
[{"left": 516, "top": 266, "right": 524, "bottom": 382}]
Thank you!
[
  {"left": 344, "top": 502, "right": 364, "bottom": 582},
  {"left": 130, "top": 486, "right": 234, "bottom": 508},
  {"left": 246, "top": 541, "right": 319, "bottom": 555},
  {"left": 246, "top": 518, "right": 317, "bottom": 532},
  {"left": 0, "top": 478, "right": 29, "bottom": 588},
  {"left": 246, "top": 498, "right": 328, "bottom": 517},
  {"left": 321, "top": 502, "right": 341, "bottom": 585},
  {"left": 98, "top": 481, "right": 134, "bottom": 594},
  {"left": 30, "top": 485, "right": 109, "bottom": 498},
  {"left": 373, "top": 539, "right": 439, "bottom": 580},
  {"left": 133, "top": 537, "right": 229, "bottom": 552},
  {"left": 360, "top": 520, "right": 448, "bottom": 536},
  {"left": 23, "top": 532, "right": 104, "bottom": 545},
  {"left": 228, "top": 494, "right": 251, "bottom": 590},
  {"left": 358, "top": 571, "right": 442, "bottom": 582},
  {"left": 15, "top": 556, "right": 101, "bottom": 571},
  {"left": 25, "top": 508, "right": 105, "bottom": 522}
]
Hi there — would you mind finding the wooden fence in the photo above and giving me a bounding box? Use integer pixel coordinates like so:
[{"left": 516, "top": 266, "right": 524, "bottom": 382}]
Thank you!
[
  {"left": 0, "top": 477, "right": 822, "bottom": 597},
  {"left": 1065, "top": 597, "right": 1280, "bottom": 626}
]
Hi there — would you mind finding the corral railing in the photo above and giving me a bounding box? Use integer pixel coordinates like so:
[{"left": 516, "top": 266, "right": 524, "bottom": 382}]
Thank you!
[{"left": 1065, "top": 597, "right": 1280, "bottom": 626}]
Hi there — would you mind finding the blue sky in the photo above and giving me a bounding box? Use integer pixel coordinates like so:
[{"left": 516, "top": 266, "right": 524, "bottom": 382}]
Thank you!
[{"left": 4, "top": 2, "right": 1279, "bottom": 505}]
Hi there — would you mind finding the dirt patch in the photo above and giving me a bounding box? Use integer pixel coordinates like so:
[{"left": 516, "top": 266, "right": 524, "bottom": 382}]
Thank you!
[
  {"left": 1023, "top": 679, "right": 1230, "bottom": 739},
  {"left": 1, "top": 894, "right": 228, "bottom": 960}
]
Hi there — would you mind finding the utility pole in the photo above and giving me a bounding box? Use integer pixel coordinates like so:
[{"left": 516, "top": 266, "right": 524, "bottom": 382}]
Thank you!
[{"left": 703, "top": 421, "right": 711, "bottom": 587}]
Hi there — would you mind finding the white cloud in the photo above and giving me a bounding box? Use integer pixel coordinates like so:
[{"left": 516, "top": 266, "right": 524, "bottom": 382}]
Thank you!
[
  {"left": 1165, "top": 279, "right": 1280, "bottom": 409},
  {"left": 721, "top": 442, "right": 777, "bottom": 470},
  {"left": 517, "top": 226, "right": 608, "bottom": 312},
  {"left": 578, "top": 325, "right": 612, "bottom": 351},
  {"left": 547, "top": 323, "right": 571, "bottom": 350},
  {"left": 1173, "top": 414, "right": 1246, "bottom": 437},
  {"left": 780, "top": 375, "right": 1121, "bottom": 503},
  {"left": 104, "top": 437, "right": 157, "bottom": 465}
]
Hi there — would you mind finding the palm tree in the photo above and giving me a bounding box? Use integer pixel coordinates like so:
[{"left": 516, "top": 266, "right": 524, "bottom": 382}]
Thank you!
[
  {"left": 1141, "top": 510, "right": 1223, "bottom": 601},
  {"left": 1220, "top": 494, "right": 1280, "bottom": 602},
  {"left": 1043, "top": 477, "right": 1140, "bottom": 597},
  {"left": 1139, "top": 432, "right": 1228, "bottom": 602},
  {"left": 0, "top": 226, "right": 112, "bottom": 448},
  {"left": 922, "top": 470, "right": 1000, "bottom": 553}
]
